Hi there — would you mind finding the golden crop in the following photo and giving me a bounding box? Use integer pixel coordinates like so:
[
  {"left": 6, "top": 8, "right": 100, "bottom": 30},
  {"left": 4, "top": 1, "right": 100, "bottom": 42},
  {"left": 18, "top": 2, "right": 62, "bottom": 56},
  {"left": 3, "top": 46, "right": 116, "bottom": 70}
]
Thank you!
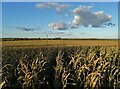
[{"left": 1, "top": 46, "right": 120, "bottom": 89}]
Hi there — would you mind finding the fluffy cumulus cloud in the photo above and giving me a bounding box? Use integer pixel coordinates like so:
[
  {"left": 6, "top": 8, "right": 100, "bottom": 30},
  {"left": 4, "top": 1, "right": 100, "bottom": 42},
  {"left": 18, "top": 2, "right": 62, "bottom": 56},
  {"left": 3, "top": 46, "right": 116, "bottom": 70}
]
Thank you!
[
  {"left": 48, "top": 22, "right": 69, "bottom": 30},
  {"left": 35, "top": 2, "right": 70, "bottom": 13},
  {"left": 71, "top": 15, "right": 81, "bottom": 28},
  {"left": 34, "top": 2, "right": 116, "bottom": 31},
  {"left": 71, "top": 6, "right": 113, "bottom": 28},
  {"left": 47, "top": 5, "right": 114, "bottom": 30}
]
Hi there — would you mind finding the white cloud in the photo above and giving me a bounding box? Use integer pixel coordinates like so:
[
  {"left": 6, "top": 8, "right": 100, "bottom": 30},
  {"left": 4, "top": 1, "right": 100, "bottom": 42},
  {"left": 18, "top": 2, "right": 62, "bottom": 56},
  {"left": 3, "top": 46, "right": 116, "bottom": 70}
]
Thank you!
[
  {"left": 48, "top": 22, "right": 68, "bottom": 30},
  {"left": 47, "top": 5, "right": 114, "bottom": 30},
  {"left": 71, "top": 6, "right": 113, "bottom": 28},
  {"left": 71, "top": 15, "right": 81, "bottom": 28},
  {"left": 35, "top": 2, "right": 70, "bottom": 13}
]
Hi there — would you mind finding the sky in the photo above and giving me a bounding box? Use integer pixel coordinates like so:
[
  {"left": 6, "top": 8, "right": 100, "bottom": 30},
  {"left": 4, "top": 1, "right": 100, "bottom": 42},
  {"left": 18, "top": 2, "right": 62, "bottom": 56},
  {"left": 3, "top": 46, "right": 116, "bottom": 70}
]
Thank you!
[{"left": 2, "top": 2, "right": 118, "bottom": 39}]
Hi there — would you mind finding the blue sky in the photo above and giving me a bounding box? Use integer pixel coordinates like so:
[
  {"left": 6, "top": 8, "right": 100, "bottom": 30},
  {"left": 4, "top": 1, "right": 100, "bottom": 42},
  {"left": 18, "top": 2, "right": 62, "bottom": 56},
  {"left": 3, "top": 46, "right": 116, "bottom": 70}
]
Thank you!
[{"left": 2, "top": 2, "right": 118, "bottom": 39}]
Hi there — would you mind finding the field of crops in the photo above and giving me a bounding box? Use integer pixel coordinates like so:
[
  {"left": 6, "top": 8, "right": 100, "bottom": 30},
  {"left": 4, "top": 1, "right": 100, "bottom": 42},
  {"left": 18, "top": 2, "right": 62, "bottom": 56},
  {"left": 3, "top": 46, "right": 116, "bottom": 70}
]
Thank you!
[
  {"left": 2, "top": 39, "right": 118, "bottom": 47},
  {"left": 1, "top": 45, "right": 120, "bottom": 89}
]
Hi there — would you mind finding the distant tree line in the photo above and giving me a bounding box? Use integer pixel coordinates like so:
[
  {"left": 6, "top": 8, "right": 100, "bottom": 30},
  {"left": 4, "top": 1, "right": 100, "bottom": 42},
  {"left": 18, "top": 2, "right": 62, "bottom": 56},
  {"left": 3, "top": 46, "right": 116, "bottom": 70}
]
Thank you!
[{"left": 2, "top": 38, "right": 119, "bottom": 41}]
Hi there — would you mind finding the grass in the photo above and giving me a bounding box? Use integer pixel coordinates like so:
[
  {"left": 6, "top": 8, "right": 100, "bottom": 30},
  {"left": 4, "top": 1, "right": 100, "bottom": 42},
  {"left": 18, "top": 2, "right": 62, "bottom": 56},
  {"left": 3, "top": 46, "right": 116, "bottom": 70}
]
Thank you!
[{"left": 1, "top": 45, "right": 120, "bottom": 89}]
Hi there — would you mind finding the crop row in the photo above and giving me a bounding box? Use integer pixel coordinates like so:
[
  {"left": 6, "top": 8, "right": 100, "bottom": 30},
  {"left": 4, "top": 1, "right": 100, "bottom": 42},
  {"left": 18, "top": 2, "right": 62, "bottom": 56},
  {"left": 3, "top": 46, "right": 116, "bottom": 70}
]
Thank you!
[{"left": 1, "top": 46, "right": 120, "bottom": 89}]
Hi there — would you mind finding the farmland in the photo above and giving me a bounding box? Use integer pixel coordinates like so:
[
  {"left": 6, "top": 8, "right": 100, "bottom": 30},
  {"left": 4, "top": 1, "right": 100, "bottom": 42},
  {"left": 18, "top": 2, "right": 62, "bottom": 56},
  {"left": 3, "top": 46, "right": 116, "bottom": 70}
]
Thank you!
[
  {"left": 2, "top": 39, "right": 119, "bottom": 47},
  {"left": 1, "top": 39, "right": 120, "bottom": 89}
]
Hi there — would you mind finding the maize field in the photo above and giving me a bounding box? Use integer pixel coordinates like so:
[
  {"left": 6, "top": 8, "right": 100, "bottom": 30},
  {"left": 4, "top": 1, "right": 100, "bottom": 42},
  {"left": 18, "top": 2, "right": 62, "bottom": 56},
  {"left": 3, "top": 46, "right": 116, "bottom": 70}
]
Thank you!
[{"left": 1, "top": 46, "right": 120, "bottom": 89}]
